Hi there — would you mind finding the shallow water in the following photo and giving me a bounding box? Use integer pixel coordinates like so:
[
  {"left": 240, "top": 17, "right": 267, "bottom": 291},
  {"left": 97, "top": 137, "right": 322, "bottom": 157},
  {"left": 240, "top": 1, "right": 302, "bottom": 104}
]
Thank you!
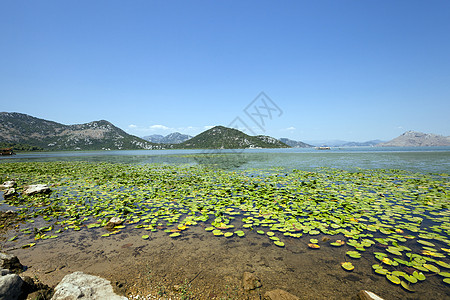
[
  {"left": 1, "top": 149, "right": 449, "bottom": 299},
  {"left": 3, "top": 217, "right": 449, "bottom": 300}
]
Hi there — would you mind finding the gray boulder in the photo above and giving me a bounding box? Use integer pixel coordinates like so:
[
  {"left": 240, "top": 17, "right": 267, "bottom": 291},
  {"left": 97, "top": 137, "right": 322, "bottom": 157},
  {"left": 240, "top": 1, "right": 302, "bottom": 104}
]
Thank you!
[
  {"left": 23, "top": 184, "right": 51, "bottom": 196},
  {"left": 0, "top": 253, "right": 23, "bottom": 273},
  {"left": 51, "top": 271, "right": 127, "bottom": 300},
  {"left": 0, "top": 273, "right": 24, "bottom": 300}
]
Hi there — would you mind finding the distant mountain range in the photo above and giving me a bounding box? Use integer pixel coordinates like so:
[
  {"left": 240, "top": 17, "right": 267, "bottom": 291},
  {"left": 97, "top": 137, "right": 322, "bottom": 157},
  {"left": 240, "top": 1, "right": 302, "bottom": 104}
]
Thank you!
[
  {"left": 278, "top": 138, "right": 313, "bottom": 148},
  {"left": 0, "top": 112, "right": 162, "bottom": 151},
  {"left": 378, "top": 131, "right": 450, "bottom": 147},
  {"left": 143, "top": 132, "right": 193, "bottom": 144},
  {"left": 0, "top": 112, "right": 289, "bottom": 151},
  {"left": 1, "top": 112, "right": 448, "bottom": 151},
  {"left": 303, "top": 139, "right": 385, "bottom": 147}
]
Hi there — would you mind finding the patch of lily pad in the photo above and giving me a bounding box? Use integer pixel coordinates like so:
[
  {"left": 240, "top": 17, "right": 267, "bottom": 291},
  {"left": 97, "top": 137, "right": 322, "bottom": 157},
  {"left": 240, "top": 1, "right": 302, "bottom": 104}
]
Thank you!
[{"left": 0, "top": 161, "right": 449, "bottom": 293}]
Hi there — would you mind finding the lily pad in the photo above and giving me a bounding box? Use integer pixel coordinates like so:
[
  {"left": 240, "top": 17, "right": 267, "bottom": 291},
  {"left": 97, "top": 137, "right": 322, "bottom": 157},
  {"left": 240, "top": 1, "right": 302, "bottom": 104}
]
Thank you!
[
  {"left": 169, "top": 232, "right": 181, "bottom": 238},
  {"left": 386, "top": 274, "right": 401, "bottom": 285},
  {"left": 274, "top": 240, "right": 285, "bottom": 247},
  {"left": 341, "top": 262, "right": 354, "bottom": 271}
]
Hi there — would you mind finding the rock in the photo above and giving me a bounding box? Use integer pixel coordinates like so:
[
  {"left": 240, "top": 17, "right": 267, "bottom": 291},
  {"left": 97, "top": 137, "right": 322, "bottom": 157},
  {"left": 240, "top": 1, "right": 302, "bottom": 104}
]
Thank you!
[
  {"left": 0, "top": 273, "right": 24, "bottom": 300},
  {"left": 0, "top": 253, "right": 24, "bottom": 273},
  {"left": 357, "top": 290, "right": 385, "bottom": 300},
  {"left": 242, "top": 272, "right": 262, "bottom": 291},
  {"left": 0, "top": 181, "right": 16, "bottom": 190},
  {"left": 4, "top": 188, "right": 17, "bottom": 199},
  {"left": 0, "top": 269, "right": 10, "bottom": 276},
  {"left": 21, "top": 275, "right": 53, "bottom": 299},
  {"left": 51, "top": 271, "right": 127, "bottom": 300},
  {"left": 105, "top": 217, "right": 124, "bottom": 229},
  {"left": 264, "top": 289, "right": 300, "bottom": 300},
  {"left": 23, "top": 184, "right": 51, "bottom": 196}
]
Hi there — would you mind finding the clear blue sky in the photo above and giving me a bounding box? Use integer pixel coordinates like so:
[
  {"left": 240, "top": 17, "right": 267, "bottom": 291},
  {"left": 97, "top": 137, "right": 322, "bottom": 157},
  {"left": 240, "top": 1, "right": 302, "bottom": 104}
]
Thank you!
[{"left": 1, "top": 1, "right": 449, "bottom": 142}]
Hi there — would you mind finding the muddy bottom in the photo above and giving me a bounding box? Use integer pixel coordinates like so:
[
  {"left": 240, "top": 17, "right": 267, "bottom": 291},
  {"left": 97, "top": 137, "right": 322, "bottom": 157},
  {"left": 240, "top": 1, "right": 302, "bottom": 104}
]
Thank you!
[{"left": 1, "top": 223, "right": 448, "bottom": 300}]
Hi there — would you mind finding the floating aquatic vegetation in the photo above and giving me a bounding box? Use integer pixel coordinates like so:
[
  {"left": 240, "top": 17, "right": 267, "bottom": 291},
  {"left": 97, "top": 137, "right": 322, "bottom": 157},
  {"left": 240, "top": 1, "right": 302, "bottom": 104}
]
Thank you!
[{"left": 0, "top": 161, "right": 449, "bottom": 293}]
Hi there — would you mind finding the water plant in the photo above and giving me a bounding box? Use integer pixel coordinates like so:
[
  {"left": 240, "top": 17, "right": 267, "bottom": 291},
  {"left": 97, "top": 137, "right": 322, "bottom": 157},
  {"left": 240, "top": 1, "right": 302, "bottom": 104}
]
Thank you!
[{"left": 0, "top": 161, "right": 449, "bottom": 293}]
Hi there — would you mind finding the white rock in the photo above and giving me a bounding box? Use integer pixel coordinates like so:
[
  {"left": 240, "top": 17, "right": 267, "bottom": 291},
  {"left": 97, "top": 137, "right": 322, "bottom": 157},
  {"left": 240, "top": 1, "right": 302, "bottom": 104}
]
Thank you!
[
  {"left": 23, "top": 184, "right": 51, "bottom": 196},
  {"left": 0, "top": 181, "right": 16, "bottom": 190},
  {"left": 51, "top": 271, "right": 127, "bottom": 300},
  {"left": 358, "top": 290, "right": 385, "bottom": 300},
  {"left": 3, "top": 188, "right": 16, "bottom": 199}
]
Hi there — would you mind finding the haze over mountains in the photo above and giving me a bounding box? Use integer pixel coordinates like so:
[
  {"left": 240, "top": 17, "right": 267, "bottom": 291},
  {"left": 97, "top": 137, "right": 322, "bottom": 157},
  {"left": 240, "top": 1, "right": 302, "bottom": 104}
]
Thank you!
[{"left": 1, "top": 112, "right": 448, "bottom": 151}]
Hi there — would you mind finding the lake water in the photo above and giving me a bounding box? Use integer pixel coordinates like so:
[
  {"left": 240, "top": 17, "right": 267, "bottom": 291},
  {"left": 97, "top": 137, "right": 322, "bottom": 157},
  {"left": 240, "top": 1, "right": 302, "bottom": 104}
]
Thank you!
[
  {"left": 1, "top": 147, "right": 450, "bottom": 299},
  {"left": 2, "top": 146, "right": 450, "bottom": 174}
]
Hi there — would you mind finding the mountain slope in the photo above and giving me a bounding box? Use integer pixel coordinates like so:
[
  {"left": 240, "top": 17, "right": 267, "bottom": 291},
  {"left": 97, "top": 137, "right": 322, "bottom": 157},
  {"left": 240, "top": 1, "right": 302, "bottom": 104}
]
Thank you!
[
  {"left": 377, "top": 131, "right": 450, "bottom": 147},
  {"left": 142, "top": 134, "right": 165, "bottom": 143},
  {"left": 175, "top": 126, "right": 290, "bottom": 149},
  {"left": 279, "top": 138, "right": 313, "bottom": 148},
  {"left": 0, "top": 112, "right": 163, "bottom": 150},
  {"left": 143, "top": 132, "right": 193, "bottom": 144},
  {"left": 161, "top": 132, "right": 193, "bottom": 144}
]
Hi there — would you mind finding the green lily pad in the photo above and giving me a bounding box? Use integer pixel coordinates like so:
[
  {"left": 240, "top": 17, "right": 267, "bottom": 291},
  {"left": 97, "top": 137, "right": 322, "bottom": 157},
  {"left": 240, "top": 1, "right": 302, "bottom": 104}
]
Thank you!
[
  {"left": 346, "top": 251, "right": 361, "bottom": 259},
  {"left": 141, "top": 234, "right": 149, "bottom": 239},
  {"left": 413, "top": 271, "right": 426, "bottom": 281},
  {"left": 341, "top": 262, "right": 354, "bottom": 271},
  {"left": 274, "top": 240, "right": 285, "bottom": 247},
  {"left": 417, "top": 240, "right": 435, "bottom": 247},
  {"left": 235, "top": 230, "right": 245, "bottom": 237},
  {"left": 438, "top": 272, "right": 450, "bottom": 277},
  {"left": 386, "top": 274, "right": 401, "bottom": 285},
  {"left": 400, "top": 280, "right": 415, "bottom": 292},
  {"left": 423, "top": 263, "right": 440, "bottom": 273},
  {"left": 169, "top": 232, "right": 181, "bottom": 238}
]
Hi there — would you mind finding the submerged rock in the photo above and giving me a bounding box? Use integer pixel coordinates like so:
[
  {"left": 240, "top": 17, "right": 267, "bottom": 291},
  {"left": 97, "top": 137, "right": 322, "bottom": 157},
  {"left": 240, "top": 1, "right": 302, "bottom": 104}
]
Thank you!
[
  {"left": 242, "top": 271, "right": 262, "bottom": 291},
  {"left": 0, "top": 273, "right": 24, "bottom": 300},
  {"left": 0, "top": 253, "right": 23, "bottom": 273},
  {"left": 357, "top": 290, "right": 385, "bottom": 300},
  {"left": 3, "top": 188, "right": 17, "bottom": 199},
  {"left": 106, "top": 217, "right": 124, "bottom": 229},
  {"left": 23, "top": 184, "right": 51, "bottom": 196},
  {"left": 264, "top": 289, "right": 300, "bottom": 300},
  {"left": 51, "top": 271, "right": 127, "bottom": 300}
]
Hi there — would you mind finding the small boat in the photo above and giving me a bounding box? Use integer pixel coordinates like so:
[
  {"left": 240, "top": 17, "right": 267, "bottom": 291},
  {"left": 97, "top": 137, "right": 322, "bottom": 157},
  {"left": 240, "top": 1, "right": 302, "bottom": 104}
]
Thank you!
[
  {"left": 0, "top": 148, "right": 15, "bottom": 155},
  {"left": 316, "top": 146, "right": 331, "bottom": 150}
]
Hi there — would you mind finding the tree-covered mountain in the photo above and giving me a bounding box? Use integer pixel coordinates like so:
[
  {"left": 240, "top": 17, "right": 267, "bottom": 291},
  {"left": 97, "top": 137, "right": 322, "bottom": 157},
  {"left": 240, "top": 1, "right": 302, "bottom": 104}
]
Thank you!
[
  {"left": 377, "top": 131, "right": 450, "bottom": 147},
  {"left": 143, "top": 132, "right": 193, "bottom": 144},
  {"left": 279, "top": 138, "right": 313, "bottom": 148},
  {"left": 0, "top": 112, "right": 163, "bottom": 150},
  {"left": 174, "top": 126, "right": 290, "bottom": 149}
]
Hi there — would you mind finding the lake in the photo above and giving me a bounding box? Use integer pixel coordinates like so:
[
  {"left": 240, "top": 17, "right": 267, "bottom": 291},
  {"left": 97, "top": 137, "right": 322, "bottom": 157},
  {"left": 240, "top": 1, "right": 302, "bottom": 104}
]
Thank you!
[
  {"left": 2, "top": 146, "right": 450, "bottom": 174},
  {"left": 0, "top": 147, "right": 449, "bottom": 299}
]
